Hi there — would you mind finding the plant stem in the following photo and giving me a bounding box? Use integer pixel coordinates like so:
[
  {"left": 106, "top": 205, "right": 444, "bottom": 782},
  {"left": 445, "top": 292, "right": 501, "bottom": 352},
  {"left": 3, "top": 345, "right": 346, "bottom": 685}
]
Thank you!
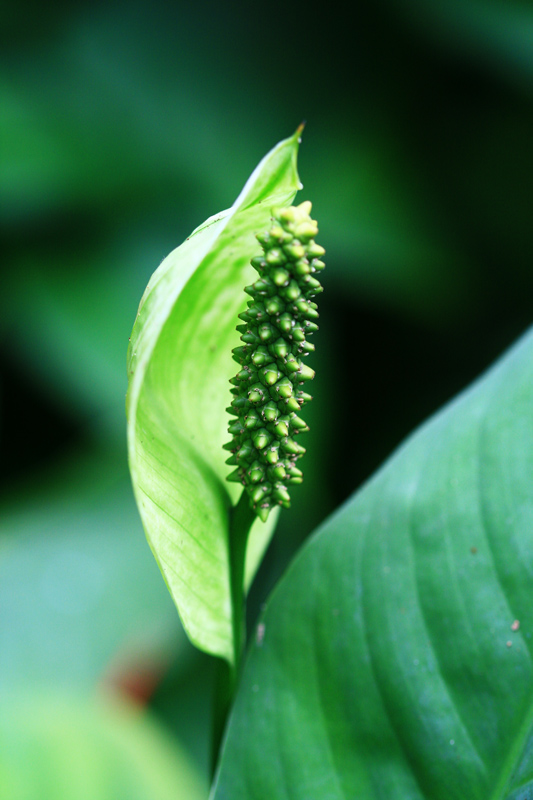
[
  {"left": 228, "top": 489, "right": 256, "bottom": 670},
  {"left": 211, "top": 658, "right": 232, "bottom": 779},
  {"left": 211, "top": 490, "right": 256, "bottom": 777}
]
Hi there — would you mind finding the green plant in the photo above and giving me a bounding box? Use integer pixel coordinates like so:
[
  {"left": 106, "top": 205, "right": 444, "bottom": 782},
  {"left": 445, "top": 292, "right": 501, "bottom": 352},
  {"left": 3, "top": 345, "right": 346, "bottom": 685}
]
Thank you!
[{"left": 127, "top": 130, "right": 533, "bottom": 798}]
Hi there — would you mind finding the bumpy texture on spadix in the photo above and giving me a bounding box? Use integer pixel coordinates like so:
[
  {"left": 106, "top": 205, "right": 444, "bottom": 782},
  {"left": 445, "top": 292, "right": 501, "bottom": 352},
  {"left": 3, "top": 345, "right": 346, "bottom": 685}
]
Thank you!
[{"left": 224, "top": 201, "right": 325, "bottom": 521}]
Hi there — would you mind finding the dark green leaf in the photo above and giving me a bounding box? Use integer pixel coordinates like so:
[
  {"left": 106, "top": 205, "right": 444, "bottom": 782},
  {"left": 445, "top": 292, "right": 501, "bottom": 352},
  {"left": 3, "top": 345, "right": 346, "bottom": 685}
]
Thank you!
[{"left": 213, "top": 327, "right": 533, "bottom": 798}]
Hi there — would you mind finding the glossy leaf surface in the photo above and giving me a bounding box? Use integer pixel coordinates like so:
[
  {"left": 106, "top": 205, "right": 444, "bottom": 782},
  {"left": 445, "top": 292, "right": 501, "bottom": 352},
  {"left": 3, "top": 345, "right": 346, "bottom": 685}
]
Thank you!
[
  {"left": 127, "top": 131, "right": 301, "bottom": 663},
  {"left": 213, "top": 327, "right": 533, "bottom": 798}
]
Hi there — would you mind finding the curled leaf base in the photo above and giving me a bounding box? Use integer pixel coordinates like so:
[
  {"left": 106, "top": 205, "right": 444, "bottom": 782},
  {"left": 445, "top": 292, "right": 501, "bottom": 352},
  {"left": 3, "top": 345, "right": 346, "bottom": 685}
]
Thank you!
[{"left": 225, "top": 201, "right": 325, "bottom": 521}]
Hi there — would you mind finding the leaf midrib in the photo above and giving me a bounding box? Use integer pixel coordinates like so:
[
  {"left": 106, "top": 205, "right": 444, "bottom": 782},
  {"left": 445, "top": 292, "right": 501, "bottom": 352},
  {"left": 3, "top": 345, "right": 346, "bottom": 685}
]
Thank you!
[{"left": 489, "top": 695, "right": 533, "bottom": 800}]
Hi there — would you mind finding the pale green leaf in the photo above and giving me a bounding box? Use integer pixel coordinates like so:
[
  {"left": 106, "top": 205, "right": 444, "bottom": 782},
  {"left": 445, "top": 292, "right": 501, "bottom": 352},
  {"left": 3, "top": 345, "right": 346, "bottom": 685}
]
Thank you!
[
  {"left": 213, "top": 327, "right": 533, "bottom": 799},
  {"left": 127, "top": 130, "right": 302, "bottom": 663},
  {"left": 0, "top": 693, "right": 206, "bottom": 800}
]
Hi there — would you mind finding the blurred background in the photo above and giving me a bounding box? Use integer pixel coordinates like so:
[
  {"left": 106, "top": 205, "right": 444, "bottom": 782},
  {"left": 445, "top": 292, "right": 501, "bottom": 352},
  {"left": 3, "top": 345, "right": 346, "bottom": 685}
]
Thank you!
[{"left": 2, "top": 0, "right": 533, "bottom": 795}]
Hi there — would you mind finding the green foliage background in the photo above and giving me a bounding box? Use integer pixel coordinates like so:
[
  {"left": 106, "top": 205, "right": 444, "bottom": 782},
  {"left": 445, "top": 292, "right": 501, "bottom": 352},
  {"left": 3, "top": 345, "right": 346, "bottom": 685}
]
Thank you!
[{"left": 2, "top": 0, "right": 533, "bottom": 795}]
